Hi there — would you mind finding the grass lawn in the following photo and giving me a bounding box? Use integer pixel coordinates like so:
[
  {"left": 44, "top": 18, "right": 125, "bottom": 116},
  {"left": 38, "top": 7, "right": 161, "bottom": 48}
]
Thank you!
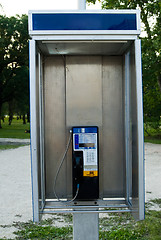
[
  {"left": 0, "top": 117, "right": 161, "bottom": 144},
  {"left": 0, "top": 144, "right": 27, "bottom": 150},
  {"left": 144, "top": 137, "right": 161, "bottom": 144},
  {"left": 0, "top": 117, "right": 30, "bottom": 139},
  {"left": 144, "top": 123, "right": 161, "bottom": 144}
]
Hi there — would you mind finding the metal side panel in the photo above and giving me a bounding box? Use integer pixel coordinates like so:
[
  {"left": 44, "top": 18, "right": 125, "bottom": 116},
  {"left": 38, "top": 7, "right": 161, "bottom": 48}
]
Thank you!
[
  {"left": 29, "top": 40, "right": 39, "bottom": 222},
  {"left": 130, "top": 40, "right": 144, "bottom": 220},
  {"left": 44, "top": 56, "right": 66, "bottom": 199},
  {"left": 36, "top": 52, "right": 41, "bottom": 204},
  {"left": 130, "top": 43, "right": 138, "bottom": 215},
  {"left": 38, "top": 52, "right": 45, "bottom": 210},
  {"left": 124, "top": 51, "right": 132, "bottom": 205},
  {"left": 102, "top": 56, "right": 125, "bottom": 197},
  {"left": 134, "top": 40, "right": 144, "bottom": 220}
]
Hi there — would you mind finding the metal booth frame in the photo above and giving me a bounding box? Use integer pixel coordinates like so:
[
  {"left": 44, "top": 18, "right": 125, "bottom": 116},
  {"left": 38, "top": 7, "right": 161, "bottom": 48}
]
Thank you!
[{"left": 29, "top": 9, "right": 144, "bottom": 222}]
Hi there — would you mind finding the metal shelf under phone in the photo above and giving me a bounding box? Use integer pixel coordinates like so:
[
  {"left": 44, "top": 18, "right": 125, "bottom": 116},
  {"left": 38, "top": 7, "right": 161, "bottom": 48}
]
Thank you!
[
  {"left": 40, "top": 209, "right": 133, "bottom": 214},
  {"left": 38, "top": 198, "right": 133, "bottom": 214}
]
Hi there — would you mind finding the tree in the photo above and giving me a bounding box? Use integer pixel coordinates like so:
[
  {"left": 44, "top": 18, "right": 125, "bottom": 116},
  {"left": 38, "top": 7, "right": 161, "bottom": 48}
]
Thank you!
[
  {"left": 87, "top": 0, "right": 161, "bottom": 129},
  {"left": 0, "top": 14, "right": 29, "bottom": 128},
  {"left": 14, "top": 66, "right": 29, "bottom": 124}
]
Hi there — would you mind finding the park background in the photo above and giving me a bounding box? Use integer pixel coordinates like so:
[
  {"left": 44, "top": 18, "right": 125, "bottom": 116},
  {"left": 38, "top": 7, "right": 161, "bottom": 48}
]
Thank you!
[
  {"left": 0, "top": 0, "right": 161, "bottom": 239},
  {"left": 0, "top": 0, "right": 161, "bottom": 143}
]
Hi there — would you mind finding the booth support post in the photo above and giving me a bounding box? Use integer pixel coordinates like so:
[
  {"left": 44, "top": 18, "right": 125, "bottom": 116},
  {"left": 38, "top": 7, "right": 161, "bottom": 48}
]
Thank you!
[
  {"left": 135, "top": 39, "right": 145, "bottom": 220},
  {"left": 74, "top": 1, "right": 99, "bottom": 239},
  {"left": 78, "top": 0, "right": 86, "bottom": 10},
  {"left": 73, "top": 212, "right": 99, "bottom": 240}
]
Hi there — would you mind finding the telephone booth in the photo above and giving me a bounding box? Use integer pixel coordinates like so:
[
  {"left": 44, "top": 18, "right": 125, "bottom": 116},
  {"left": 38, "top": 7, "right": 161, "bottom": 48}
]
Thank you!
[{"left": 29, "top": 10, "right": 144, "bottom": 226}]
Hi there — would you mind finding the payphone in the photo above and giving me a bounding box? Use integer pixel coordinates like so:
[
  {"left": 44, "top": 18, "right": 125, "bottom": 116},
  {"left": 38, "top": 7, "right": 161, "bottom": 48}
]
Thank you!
[{"left": 72, "top": 126, "right": 99, "bottom": 200}]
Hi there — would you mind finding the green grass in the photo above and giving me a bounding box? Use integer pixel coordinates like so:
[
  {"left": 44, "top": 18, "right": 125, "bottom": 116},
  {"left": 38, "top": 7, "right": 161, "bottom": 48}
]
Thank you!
[
  {"left": 13, "top": 222, "right": 72, "bottom": 240},
  {"left": 144, "top": 123, "right": 161, "bottom": 144},
  {"left": 0, "top": 144, "right": 27, "bottom": 150},
  {"left": 150, "top": 198, "right": 161, "bottom": 208},
  {"left": 144, "top": 138, "right": 161, "bottom": 144},
  {"left": 0, "top": 117, "right": 161, "bottom": 144},
  {"left": 0, "top": 205, "right": 161, "bottom": 240},
  {"left": 1, "top": 208, "right": 159, "bottom": 240},
  {"left": 11, "top": 220, "right": 72, "bottom": 240},
  {"left": 99, "top": 210, "right": 161, "bottom": 240},
  {"left": 0, "top": 117, "right": 30, "bottom": 139}
]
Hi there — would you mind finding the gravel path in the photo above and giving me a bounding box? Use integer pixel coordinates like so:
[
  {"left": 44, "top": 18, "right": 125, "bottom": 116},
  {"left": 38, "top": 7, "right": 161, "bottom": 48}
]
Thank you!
[
  {"left": 145, "top": 143, "right": 161, "bottom": 202},
  {"left": 0, "top": 143, "right": 161, "bottom": 239},
  {"left": 0, "top": 146, "right": 32, "bottom": 238}
]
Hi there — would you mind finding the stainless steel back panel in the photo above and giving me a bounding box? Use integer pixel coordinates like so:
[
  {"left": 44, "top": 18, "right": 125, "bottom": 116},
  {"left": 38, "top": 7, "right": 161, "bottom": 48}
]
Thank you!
[
  {"left": 44, "top": 55, "right": 125, "bottom": 198},
  {"left": 44, "top": 56, "right": 66, "bottom": 198},
  {"left": 66, "top": 56, "right": 103, "bottom": 196},
  {"left": 102, "top": 56, "right": 125, "bottom": 197},
  {"left": 66, "top": 56, "right": 102, "bottom": 127}
]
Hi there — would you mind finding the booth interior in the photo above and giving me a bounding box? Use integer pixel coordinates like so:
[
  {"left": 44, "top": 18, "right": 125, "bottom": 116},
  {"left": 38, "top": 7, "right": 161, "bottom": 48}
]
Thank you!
[{"left": 35, "top": 39, "right": 139, "bottom": 216}]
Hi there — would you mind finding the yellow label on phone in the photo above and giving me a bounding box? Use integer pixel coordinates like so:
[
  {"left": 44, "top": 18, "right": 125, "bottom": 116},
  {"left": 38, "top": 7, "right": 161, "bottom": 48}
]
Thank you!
[{"left": 83, "top": 170, "right": 98, "bottom": 177}]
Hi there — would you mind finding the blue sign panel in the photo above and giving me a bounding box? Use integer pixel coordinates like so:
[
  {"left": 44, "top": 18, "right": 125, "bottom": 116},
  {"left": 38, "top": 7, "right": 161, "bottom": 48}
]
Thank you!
[
  {"left": 32, "top": 13, "right": 137, "bottom": 31},
  {"left": 73, "top": 127, "right": 98, "bottom": 134}
]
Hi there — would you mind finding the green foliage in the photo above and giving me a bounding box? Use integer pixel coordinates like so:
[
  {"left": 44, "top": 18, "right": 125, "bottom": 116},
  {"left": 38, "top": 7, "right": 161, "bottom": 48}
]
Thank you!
[
  {"left": 14, "top": 66, "right": 29, "bottom": 115},
  {"left": 87, "top": 0, "right": 97, "bottom": 4},
  {"left": 0, "top": 14, "right": 29, "bottom": 128},
  {"left": 0, "top": 117, "right": 30, "bottom": 139},
  {"left": 142, "top": 36, "right": 161, "bottom": 126},
  {"left": 87, "top": 0, "right": 161, "bottom": 130}
]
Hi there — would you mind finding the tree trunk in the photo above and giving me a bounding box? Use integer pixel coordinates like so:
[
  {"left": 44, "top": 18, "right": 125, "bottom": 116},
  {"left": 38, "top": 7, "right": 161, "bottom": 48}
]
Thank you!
[
  {"left": 23, "top": 114, "right": 26, "bottom": 124},
  {"left": 8, "top": 101, "right": 13, "bottom": 125},
  {"left": 9, "top": 114, "right": 13, "bottom": 125},
  {"left": 0, "top": 104, "right": 2, "bottom": 129},
  {"left": 27, "top": 112, "right": 30, "bottom": 123}
]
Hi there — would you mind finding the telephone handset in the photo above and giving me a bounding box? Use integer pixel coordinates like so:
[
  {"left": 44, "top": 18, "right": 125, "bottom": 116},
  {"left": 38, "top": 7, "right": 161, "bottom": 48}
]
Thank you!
[{"left": 73, "top": 151, "right": 83, "bottom": 184}]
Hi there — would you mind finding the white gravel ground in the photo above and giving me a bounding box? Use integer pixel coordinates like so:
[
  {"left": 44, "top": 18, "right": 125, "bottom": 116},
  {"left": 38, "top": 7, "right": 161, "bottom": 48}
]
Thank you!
[
  {"left": 145, "top": 143, "right": 161, "bottom": 202},
  {"left": 0, "top": 142, "right": 161, "bottom": 239},
  {"left": 0, "top": 146, "right": 32, "bottom": 239}
]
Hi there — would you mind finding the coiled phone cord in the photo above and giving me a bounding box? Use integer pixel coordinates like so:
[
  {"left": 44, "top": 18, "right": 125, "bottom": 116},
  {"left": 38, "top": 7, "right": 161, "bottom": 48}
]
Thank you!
[{"left": 53, "top": 130, "right": 79, "bottom": 203}]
